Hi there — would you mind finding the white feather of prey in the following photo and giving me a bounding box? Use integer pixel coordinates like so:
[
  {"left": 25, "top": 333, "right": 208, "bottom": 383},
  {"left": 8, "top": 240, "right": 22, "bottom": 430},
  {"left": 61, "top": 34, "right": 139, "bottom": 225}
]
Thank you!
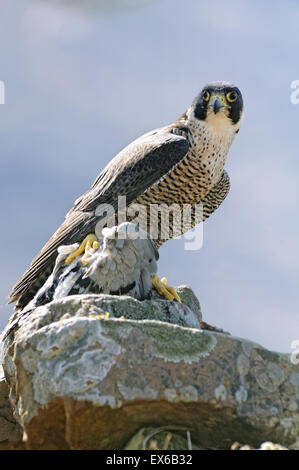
[
  {"left": 84, "top": 222, "right": 158, "bottom": 298},
  {"left": 24, "top": 222, "right": 158, "bottom": 312}
]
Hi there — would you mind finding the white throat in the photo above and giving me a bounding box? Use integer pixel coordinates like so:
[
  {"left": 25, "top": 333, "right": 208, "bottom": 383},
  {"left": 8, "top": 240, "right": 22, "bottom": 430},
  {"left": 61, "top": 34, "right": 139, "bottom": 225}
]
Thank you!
[{"left": 187, "top": 106, "right": 240, "bottom": 143}]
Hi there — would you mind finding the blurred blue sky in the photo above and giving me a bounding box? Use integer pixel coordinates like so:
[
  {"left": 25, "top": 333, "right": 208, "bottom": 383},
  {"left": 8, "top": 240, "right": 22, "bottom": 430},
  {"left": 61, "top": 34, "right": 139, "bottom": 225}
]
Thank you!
[{"left": 0, "top": 0, "right": 298, "bottom": 352}]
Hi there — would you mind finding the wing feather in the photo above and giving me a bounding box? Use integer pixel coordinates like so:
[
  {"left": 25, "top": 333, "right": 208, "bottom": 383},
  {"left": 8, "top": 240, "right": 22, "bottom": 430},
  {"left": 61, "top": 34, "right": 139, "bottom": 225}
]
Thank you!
[{"left": 9, "top": 127, "right": 189, "bottom": 304}]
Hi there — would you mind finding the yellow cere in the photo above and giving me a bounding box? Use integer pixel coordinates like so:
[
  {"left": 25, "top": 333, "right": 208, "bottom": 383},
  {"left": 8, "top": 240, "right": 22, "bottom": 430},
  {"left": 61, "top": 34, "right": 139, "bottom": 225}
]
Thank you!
[{"left": 212, "top": 93, "right": 226, "bottom": 105}]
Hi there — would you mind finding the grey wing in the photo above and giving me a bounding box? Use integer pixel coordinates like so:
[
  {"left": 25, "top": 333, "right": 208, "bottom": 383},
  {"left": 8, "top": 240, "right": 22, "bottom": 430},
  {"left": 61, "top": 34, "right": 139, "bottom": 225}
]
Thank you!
[
  {"left": 9, "top": 128, "right": 189, "bottom": 305},
  {"left": 69, "top": 128, "right": 189, "bottom": 213}
]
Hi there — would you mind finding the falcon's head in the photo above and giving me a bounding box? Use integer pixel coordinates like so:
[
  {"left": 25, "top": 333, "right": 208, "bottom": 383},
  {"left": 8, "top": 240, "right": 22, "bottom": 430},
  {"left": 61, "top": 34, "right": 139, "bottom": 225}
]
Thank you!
[{"left": 189, "top": 82, "right": 243, "bottom": 133}]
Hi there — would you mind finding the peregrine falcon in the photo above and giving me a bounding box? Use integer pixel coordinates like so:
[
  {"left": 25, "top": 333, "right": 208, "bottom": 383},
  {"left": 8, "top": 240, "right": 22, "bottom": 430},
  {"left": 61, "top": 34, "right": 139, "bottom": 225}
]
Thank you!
[{"left": 9, "top": 81, "right": 243, "bottom": 310}]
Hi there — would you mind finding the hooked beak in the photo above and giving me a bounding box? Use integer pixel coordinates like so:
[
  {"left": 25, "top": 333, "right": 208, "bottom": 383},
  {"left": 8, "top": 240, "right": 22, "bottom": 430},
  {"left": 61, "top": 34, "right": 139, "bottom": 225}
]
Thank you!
[{"left": 211, "top": 97, "right": 224, "bottom": 114}]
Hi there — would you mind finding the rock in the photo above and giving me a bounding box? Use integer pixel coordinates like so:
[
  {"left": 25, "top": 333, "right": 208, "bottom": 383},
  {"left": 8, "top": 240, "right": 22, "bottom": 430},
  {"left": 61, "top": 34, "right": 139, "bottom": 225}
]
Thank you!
[
  {"left": 1, "top": 286, "right": 298, "bottom": 450},
  {"left": 0, "top": 378, "right": 24, "bottom": 449}
]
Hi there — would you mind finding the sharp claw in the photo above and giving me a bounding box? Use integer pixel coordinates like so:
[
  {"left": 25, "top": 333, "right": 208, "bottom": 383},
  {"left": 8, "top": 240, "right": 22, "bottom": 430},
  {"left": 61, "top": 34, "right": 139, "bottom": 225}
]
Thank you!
[
  {"left": 65, "top": 234, "right": 99, "bottom": 266},
  {"left": 165, "top": 285, "right": 181, "bottom": 303},
  {"left": 81, "top": 257, "right": 89, "bottom": 266},
  {"left": 151, "top": 274, "right": 181, "bottom": 303}
]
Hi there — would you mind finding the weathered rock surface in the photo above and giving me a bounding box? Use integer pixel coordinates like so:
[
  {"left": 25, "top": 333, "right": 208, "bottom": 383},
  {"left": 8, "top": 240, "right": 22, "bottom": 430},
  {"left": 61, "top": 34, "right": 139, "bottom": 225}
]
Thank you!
[
  {"left": 0, "top": 377, "right": 24, "bottom": 449},
  {"left": 1, "top": 286, "right": 298, "bottom": 450}
]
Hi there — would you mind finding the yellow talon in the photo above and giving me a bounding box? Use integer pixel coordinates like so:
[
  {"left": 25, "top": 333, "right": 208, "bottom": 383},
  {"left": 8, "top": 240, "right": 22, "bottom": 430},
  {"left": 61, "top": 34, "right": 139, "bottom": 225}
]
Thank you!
[
  {"left": 151, "top": 274, "right": 181, "bottom": 303},
  {"left": 92, "top": 241, "right": 99, "bottom": 250},
  {"left": 65, "top": 234, "right": 99, "bottom": 266},
  {"left": 161, "top": 277, "right": 181, "bottom": 302}
]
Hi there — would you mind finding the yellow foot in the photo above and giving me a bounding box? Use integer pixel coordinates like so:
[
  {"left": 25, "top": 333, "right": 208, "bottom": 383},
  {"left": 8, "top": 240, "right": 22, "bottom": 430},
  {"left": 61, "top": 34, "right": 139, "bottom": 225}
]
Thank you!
[
  {"left": 151, "top": 274, "right": 181, "bottom": 303},
  {"left": 65, "top": 234, "right": 99, "bottom": 266}
]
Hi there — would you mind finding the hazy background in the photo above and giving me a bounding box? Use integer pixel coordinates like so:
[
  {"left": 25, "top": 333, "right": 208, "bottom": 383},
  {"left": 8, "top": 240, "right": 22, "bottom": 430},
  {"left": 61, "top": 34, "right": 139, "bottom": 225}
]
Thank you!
[{"left": 0, "top": 0, "right": 298, "bottom": 352}]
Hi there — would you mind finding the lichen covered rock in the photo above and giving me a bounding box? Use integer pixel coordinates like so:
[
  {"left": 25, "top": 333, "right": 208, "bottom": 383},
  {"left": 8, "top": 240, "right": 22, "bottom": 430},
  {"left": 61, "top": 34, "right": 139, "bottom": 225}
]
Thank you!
[
  {"left": 1, "top": 287, "right": 298, "bottom": 450},
  {"left": 0, "top": 378, "right": 24, "bottom": 449}
]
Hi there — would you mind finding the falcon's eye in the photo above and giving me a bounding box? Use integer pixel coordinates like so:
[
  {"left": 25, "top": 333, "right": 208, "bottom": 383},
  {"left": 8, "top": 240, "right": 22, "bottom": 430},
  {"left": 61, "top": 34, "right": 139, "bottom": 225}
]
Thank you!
[
  {"left": 203, "top": 90, "right": 210, "bottom": 102},
  {"left": 226, "top": 91, "right": 238, "bottom": 103}
]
